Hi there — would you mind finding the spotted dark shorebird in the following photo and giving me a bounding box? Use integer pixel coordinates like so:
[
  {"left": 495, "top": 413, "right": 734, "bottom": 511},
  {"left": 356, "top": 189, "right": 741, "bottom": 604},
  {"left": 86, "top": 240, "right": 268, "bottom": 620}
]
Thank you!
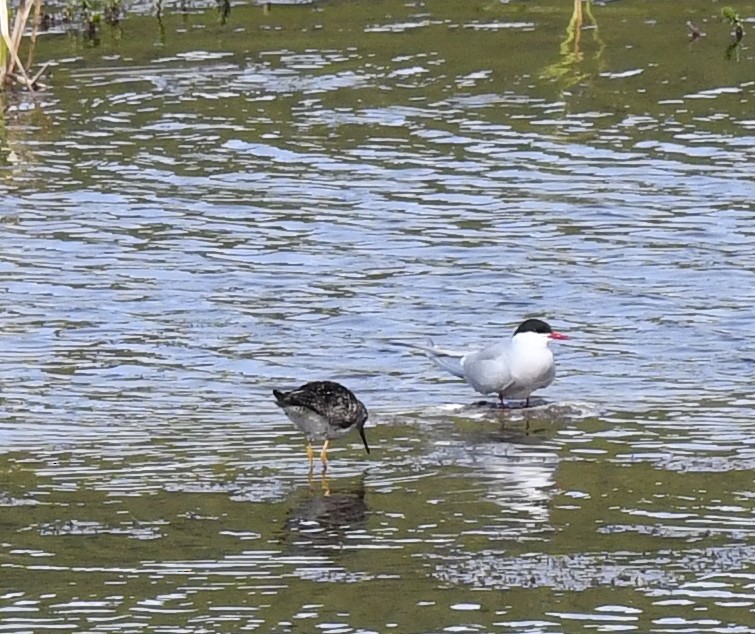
[{"left": 273, "top": 381, "right": 370, "bottom": 472}]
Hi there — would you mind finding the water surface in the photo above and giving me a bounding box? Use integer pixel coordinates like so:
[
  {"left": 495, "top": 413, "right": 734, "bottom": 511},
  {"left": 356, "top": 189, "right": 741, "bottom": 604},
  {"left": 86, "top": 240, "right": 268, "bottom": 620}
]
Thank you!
[{"left": 2, "top": 0, "right": 755, "bottom": 631}]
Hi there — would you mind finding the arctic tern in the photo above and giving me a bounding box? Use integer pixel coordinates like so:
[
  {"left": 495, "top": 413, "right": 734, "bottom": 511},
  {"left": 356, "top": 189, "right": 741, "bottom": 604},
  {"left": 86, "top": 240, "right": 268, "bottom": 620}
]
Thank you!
[{"left": 397, "top": 318, "right": 569, "bottom": 407}]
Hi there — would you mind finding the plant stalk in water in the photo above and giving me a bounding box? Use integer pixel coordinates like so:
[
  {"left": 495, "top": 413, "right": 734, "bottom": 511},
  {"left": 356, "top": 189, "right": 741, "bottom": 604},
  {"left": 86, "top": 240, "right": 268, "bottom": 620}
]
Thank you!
[
  {"left": 722, "top": 6, "right": 745, "bottom": 60},
  {"left": 0, "top": 0, "right": 46, "bottom": 90}
]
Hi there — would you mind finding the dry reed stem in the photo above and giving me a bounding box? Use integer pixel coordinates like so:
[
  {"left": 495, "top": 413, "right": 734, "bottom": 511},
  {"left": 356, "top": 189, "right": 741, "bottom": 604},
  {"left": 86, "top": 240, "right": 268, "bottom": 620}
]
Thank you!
[
  {"left": 25, "top": 0, "right": 40, "bottom": 70},
  {"left": 0, "top": 0, "right": 9, "bottom": 84},
  {"left": 1, "top": 0, "right": 38, "bottom": 90},
  {"left": 11, "top": 0, "right": 34, "bottom": 63}
]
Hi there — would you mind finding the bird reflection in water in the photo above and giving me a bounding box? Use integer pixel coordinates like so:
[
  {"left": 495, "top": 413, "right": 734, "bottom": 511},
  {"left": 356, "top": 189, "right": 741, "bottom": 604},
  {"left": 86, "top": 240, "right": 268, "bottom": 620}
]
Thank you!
[
  {"left": 470, "top": 396, "right": 567, "bottom": 436},
  {"left": 279, "top": 476, "right": 368, "bottom": 553}
]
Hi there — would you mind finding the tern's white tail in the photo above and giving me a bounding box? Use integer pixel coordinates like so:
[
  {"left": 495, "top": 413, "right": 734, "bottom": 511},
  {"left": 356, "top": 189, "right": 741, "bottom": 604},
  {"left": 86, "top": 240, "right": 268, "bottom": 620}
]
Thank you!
[{"left": 393, "top": 338, "right": 466, "bottom": 379}]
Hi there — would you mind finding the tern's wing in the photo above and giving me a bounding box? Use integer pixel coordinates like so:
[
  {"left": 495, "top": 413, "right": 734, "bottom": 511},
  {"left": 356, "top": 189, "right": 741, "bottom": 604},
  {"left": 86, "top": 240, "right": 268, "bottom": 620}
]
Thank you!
[{"left": 460, "top": 342, "right": 514, "bottom": 395}]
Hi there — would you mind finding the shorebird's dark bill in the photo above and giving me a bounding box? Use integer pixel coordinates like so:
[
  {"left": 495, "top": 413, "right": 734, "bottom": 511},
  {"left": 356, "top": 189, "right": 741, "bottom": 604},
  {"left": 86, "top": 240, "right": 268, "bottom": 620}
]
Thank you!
[{"left": 358, "top": 427, "right": 370, "bottom": 454}]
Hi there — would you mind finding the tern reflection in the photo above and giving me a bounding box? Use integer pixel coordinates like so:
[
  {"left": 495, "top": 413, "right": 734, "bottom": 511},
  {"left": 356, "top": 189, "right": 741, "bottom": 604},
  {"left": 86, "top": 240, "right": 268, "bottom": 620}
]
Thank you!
[
  {"left": 423, "top": 408, "right": 562, "bottom": 525},
  {"left": 468, "top": 426, "right": 558, "bottom": 522}
]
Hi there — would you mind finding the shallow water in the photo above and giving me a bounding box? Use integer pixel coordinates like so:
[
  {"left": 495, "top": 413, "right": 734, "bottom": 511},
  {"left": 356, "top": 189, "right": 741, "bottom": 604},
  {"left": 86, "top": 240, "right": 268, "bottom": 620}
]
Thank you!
[{"left": 2, "top": 0, "right": 755, "bottom": 631}]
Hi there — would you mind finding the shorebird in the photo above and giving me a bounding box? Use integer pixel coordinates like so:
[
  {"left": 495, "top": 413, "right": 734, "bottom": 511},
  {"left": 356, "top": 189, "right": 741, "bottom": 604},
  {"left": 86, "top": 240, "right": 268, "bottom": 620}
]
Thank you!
[{"left": 273, "top": 381, "right": 370, "bottom": 472}]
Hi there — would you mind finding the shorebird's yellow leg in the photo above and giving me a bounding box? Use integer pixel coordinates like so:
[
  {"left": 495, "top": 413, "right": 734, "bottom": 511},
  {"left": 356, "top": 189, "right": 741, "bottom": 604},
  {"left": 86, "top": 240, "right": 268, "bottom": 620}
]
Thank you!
[
  {"left": 306, "top": 443, "right": 315, "bottom": 474},
  {"left": 320, "top": 472, "right": 331, "bottom": 497},
  {"left": 320, "top": 439, "right": 330, "bottom": 473}
]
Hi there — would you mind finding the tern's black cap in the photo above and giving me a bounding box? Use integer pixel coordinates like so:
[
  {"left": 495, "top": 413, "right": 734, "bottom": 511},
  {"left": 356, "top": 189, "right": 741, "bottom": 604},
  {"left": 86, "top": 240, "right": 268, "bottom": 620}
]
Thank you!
[{"left": 513, "top": 318, "right": 553, "bottom": 336}]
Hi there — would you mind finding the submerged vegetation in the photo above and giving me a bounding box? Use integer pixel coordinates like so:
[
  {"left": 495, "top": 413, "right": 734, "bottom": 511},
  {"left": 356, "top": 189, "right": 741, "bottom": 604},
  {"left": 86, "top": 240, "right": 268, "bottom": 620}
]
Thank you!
[
  {"left": 62, "top": 0, "right": 124, "bottom": 43},
  {"left": 0, "top": 0, "right": 751, "bottom": 92},
  {"left": 722, "top": 6, "right": 745, "bottom": 59}
]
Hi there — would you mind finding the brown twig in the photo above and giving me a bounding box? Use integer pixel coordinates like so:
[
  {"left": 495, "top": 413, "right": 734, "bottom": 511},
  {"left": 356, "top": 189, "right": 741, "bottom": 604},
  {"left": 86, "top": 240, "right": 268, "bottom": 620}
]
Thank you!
[
  {"left": 30, "top": 60, "right": 48, "bottom": 85},
  {"left": 10, "top": 71, "right": 45, "bottom": 89},
  {"left": 686, "top": 21, "right": 706, "bottom": 41},
  {"left": 26, "top": 0, "right": 42, "bottom": 70},
  {"left": 2, "top": 32, "right": 33, "bottom": 89},
  {"left": 10, "top": 0, "right": 34, "bottom": 69}
]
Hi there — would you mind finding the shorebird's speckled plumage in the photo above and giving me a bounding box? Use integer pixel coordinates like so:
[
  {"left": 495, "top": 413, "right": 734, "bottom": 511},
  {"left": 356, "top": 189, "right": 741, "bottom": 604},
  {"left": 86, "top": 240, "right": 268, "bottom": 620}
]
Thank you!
[{"left": 273, "top": 381, "right": 370, "bottom": 472}]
